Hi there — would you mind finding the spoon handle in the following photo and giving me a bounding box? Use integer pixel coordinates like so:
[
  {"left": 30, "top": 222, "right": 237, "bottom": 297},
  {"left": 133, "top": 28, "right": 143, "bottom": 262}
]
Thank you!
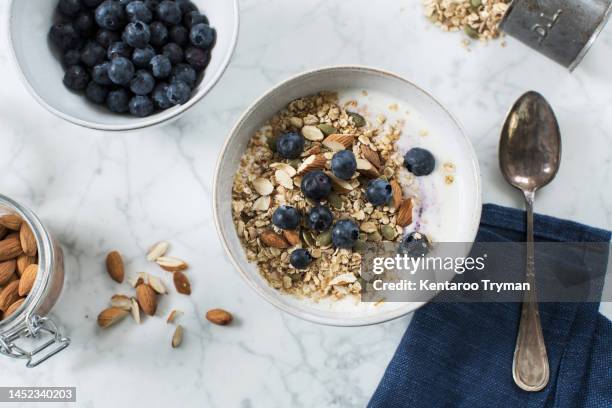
[{"left": 513, "top": 191, "right": 549, "bottom": 392}]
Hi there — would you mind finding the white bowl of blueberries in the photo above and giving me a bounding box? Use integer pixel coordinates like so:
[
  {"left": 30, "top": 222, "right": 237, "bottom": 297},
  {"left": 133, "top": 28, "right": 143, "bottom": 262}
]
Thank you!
[{"left": 8, "top": 0, "right": 239, "bottom": 131}]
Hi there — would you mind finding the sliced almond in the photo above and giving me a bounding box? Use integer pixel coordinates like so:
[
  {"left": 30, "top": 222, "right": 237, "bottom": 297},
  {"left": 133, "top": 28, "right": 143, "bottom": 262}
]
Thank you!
[
  {"left": 296, "top": 154, "right": 327, "bottom": 175},
  {"left": 252, "top": 178, "right": 274, "bottom": 196},
  {"left": 0, "top": 280, "right": 20, "bottom": 312},
  {"left": 0, "top": 214, "right": 23, "bottom": 231},
  {"left": 19, "top": 223, "right": 37, "bottom": 257},
  {"left": 16, "top": 254, "right": 36, "bottom": 277},
  {"left": 390, "top": 180, "right": 403, "bottom": 208},
  {"left": 110, "top": 294, "right": 132, "bottom": 311},
  {"left": 322, "top": 134, "right": 355, "bottom": 151},
  {"left": 156, "top": 256, "right": 188, "bottom": 272},
  {"left": 146, "top": 241, "right": 169, "bottom": 262},
  {"left": 5, "top": 298, "right": 25, "bottom": 317},
  {"left": 105, "top": 251, "right": 124, "bottom": 283},
  {"left": 356, "top": 158, "right": 380, "bottom": 178},
  {"left": 283, "top": 230, "right": 301, "bottom": 246},
  {"left": 0, "top": 260, "right": 16, "bottom": 286},
  {"left": 130, "top": 297, "right": 141, "bottom": 324},
  {"left": 361, "top": 145, "right": 382, "bottom": 170},
  {"left": 252, "top": 195, "right": 271, "bottom": 212},
  {"left": 259, "top": 230, "right": 289, "bottom": 249},
  {"left": 396, "top": 198, "right": 414, "bottom": 227},
  {"left": 329, "top": 273, "right": 357, "bottom": 286},
  {"left": 97, "top": 307, "right": 129, "bottom": 328},
  {"left": 0, "top": 234, "right": 23, "bottom": 262},
  {"left": 167, "top": 309, "right": 182, "bottom": 324},
  {"left": 205, "top": 309, "right": 233, "bottom": 326},
  {"left": 173, "top": 271, "right": 191, "bottom": 295},
  {"left": 148, "top": 274, "right": 167, "bottom": 295},
  {"left": 136, "top": 284, "right": 158, "bottom": 316},
  {"left": 275, "top": 170, "right": 294, "bottom": 190},
  {"left": 326, "top": 172, "right": 353, "bottom": 194},
  {"left": 172, "top": 325, "right": 184, "bottom": 348},
  {"left": 129, "top": 272, "right": 148, "bottom": 287},
  {"left": 18, "top": 264, "right": 37, "bottom": 297},
  {"left": 301, "top": 125, "right": 324, "bottom": 141},
  {"left": 270, "top": 162, "right": 297, "bottom": 177}
]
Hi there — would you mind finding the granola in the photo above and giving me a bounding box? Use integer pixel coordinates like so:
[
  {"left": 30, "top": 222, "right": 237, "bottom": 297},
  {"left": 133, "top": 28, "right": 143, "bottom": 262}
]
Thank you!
[{"left": 231, "top": 92, "right": 419, "bottom": 301}]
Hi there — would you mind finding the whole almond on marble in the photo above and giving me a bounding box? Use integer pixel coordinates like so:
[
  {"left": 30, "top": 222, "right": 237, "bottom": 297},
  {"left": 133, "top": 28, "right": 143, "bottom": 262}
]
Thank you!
[
  {"left": 97, "top": 307, "right": 129, "bottom": 328},
  {"left": 146, "top": 241, "right": 169, "bottom": 262},
  {"left": 0, "top": 235, "right": 23, "bottom": 262},
  {"left": 18, "top": 264, "right": 38, "bottom": 297},
  {"left": 106, "top": 251, "right": 124, "bottom": 283},
  {"left": 0, "top": 280, "right": 20, "bottom": 312},
  {"left": 0, "top": 214, "right": 23, "bottom": 231},
  {"left": 5, "top": 298, "right": 25, "bottom": 317},
  {"left": 205, "top": 309, "right": 233, "bottom": 326},
  {"left": 110, "top": 294, "right": 132, "bottom": 311},
  {"left": 173, "top": 271, "right": 191, "bottom": 295},
  {"left": 148, "top": 275, "right": 167, "bottom": 295},
  {"left": 396, "top": 199, "right": 414, "bottom": 227},
  {"left": 260, "top": 230, "right": 288, "bottom": 249},
  {"left": 171, "top": 325, "right": 184, "bottom": 348},
  {"left": 16, "top": 254, "right": 36, "bottom": 277},
  {"left": 136, "top": 284, "right": 157, "bottom": 316},
  {"left": 0, "top": 260, "right": 16, "bottom": 286},
  {"left": 156, "top": 256, "right": 188, "bottom": 272},
  {"left": 19, "top": 223, "right": 37, "bottom": 257}
]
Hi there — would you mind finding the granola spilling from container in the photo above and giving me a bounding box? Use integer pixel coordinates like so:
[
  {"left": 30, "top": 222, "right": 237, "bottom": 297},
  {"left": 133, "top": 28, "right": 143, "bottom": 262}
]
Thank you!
[
  {"left": 424, "top": 0, "right": 511, "bottom": 41},
  {"left": 232, "top": 92, "right": 437, "bottom": 301}
]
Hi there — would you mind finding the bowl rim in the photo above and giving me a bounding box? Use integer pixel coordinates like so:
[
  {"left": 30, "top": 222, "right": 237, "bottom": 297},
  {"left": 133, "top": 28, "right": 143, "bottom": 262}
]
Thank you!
[
  {"left": 213, "top": 65, "right": 483, "bottom": 326},
  {"left": 5, "top": 0, "right": 240, "bottom": 132}
]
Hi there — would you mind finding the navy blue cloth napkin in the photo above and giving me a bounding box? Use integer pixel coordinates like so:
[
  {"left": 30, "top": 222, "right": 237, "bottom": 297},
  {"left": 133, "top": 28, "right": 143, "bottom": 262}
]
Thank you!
[{"left": 369, "top": 204, "right": 612, "bottom": 408}]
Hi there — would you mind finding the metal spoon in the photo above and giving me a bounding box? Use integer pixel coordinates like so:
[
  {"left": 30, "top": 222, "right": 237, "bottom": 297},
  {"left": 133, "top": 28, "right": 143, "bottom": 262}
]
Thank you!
[{"left": 499, "top": 91, "right": 561, "bottom": 392}]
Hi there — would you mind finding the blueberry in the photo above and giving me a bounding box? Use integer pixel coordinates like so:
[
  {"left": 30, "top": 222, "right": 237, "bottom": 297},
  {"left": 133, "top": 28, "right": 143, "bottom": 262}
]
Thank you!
[
  {"left": 95, "top": 0, "right": 126, "bottom": 31},
  {"left": 290, "top": 249, "right": 312, "bottom": 269},
  {"left": 331, "top": 150, "right": 357, "bottom": 180},
  {"left": 49, "top": 23, "right": 82, "bottom": 51},
  {"left": 148, "top": 21, "right": 169, "bottom": 47},
  {"left": 106, "top": 88, "right": 130, "bottom": 113},
  {"left": 125, "top": 1, "right": 153, "bottom": 23},
  {"left": 162, "top": 43, "right": 184, "bottom": 64},
  {"left": 169, "top": 25, "right": 189, "bottom": 45},
  {"left": 85, "top": 81, "right": 109, "bottom": 104},
  {"left": 157, "top": 1, "right": 182, "bottom": 25},
  {"left": 184, "top": 46, "right": 210, "bottom": 71},
  {"left": 122, "top": 21, "right": 150, "bottom": 48},
  {"left": 58, "top": 0, "right": 82, "bottom": 17},
  {"left": 332, "top": 220, "right": 360, "bottom": 249},
  {"left": 183, "top": 11, "right": 208, "bottom": 28},
  {"left": 130, "top": 69, "right": 155, "bottom": 95},
  {"left": 75, "top": 12, "right": 97, "bottom": 37},
  {"left": 190, "top": 23, "right": 215, "bottom": 49},
  {"left": 398, "top": 232, "right": 430, "bottom": 257},
  {"left": 83, "top": 0, "right": 105, "bottom": 7},
  {"left": 144, "top": 0, "right": 159, "bottom": 11},
  {"left": 80, "top": 41, "right": 106, "bottom": 67},
  {"left": 149, "top": 54, "right": 172, "bottom": 78},
  {"left": 301, "top": 171, "right": 332, "bottom": 201},
  {"left": 118, "top": 0, "right": 137, "bottom": 5},
  {"left": 403, "top": 148, "right": 435, "bottom": 176},
  {"left": 129, "top": 95, "right": 154, "bottom": 117},
  {"left": 365, "top": 179, "right": 392, "bottom": 206},
  {"left": 170, "top": 63, "right": 196, "bottom": 87},
  {"left": 92, "top": 62, "right": 113, "bottom": 85},
  {"left": 108, "top": 41, "right": 132, "bottom": 59},
  {"left": 307, "top": 206, "right": 333, "bottom": 232},
  {"left": 96, "top": 29, "right": 120, "bottom": 48},
  {"left": 108, "top": 56, "right": 135, "bottom": 85},
  {"left": 276, "top": 132, "right": 304, "bottom": 159},
  {"left": 166, "top": 80, "right": 191, "bottom": 105},
  {"left": 152, "top": 82, "right": 172, "bottom": 109},
  {"left": 132, "top": 45, "right": 155, "bottom": 68},
  {"left": 175, "top": 0, "right": 197, "bottom": 14},
  {"left": 272, "top": 205, "right": 301, "bottom": 230},
  {"left": 62, "top": 49, "right": 81, "bottom": 68},
  {"left": 63, "top": 65, "right": 90, "bottom": 91}
]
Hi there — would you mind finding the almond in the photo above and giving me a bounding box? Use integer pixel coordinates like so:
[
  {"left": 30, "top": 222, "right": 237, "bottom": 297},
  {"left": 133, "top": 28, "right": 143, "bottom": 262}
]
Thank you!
[
  {"left": 361, "top": 145, "right": 382, "bottom": 170},
  {"left": 0, "top": 280, "right": 20, "bottom": 312},
  {"left": 130, "top": 297, "right": 141, "bottom": 324},
  {"left": 274, "top": 170, "right": 293, "bottom": 190},
  {"left": 106, "top": 251, "right": 124, "bottom": 283},
  {"left": 97, "top": 307, "right": 129, "bottom": 328},
  {"left": 171, "top": 325, "right": 184, "bottom": 348},
  {"left": 356, "top": 158, "right": 380, "bottom": 178},
  {"left": 148, "top": 274, "right": 167, "bottom": 295},
  {"left": 252, "top": 195, "right": 271, "bottom": 212},
  {"left": 156, "top": 256, "right": 188, "bottom": 272},
  {"left": 0, "top": 226, "right": 7, "bottom": 240},
  {"left": 19, "top": 223, "right": 37, "bottom": 257},
  {"left": 16, "top": 254, "right": 36, "bottom": 277},
  {"left": 173, "top": 271, "right": 191, "bottom": 295},
  {"left": 322, "top": 134, "right": 355, "bottom": 151},
  {"left": 0, "top": 235, "right": 23, "bottom": 262},
  {"left": 167, "top": 309, "right": 182, "bottom": 324},
  {"left": 0, "top": 260, "right": 16, "bottom": 286},
  {"left": 270, "top": 162, "right": 297, "bottom": 177},
  {"left": 283, "top": 230, "right": 301, "bottom": 246},
  {"left": 396, "top": 198, "right": 414, "bottom": 227},
  {"left": 301, "top": 125, "right": 324, "bottom": 141},
  {"left": 129, "top": 272, "right": 148, "bottom": 287},
  {"left": 253, "top": 178, "right": 274, "bottom": 196},
  {"left": 206, "top": 309, "right": 233, "bottom": 326},
  {"left": 326, "top": 172, "right": 354, "bottom": 194},
  {"left": 0, "top": 214, "right": 23, "bottom": 231},
  {"left": 260, "top": 230, "right": 288, "bottom": 249},
  {"left": 110, "top": 294, "right": 132, "bottom": 311},
  {"left": 18, "top": 264, "right": 37, "bottom": 297},
  {"left": 5, "top": 298, "right": 25, "bottom": 317},
  {"left": 297, "top": 154, "right": 327, "bottom": 175},
  {"left": 390, "top": 180, "right": 403, "bottom": 208},
  {"left": 136, "top": 284, "right": 158, "bottom": 316},
  {"left": 146, "top": 241, "right": 169, "bottom": 262}
]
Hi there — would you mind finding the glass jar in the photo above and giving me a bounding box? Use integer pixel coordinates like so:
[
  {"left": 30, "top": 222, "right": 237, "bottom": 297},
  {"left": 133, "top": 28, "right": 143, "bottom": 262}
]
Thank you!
[{"left": 0, "top": 194, "right": 69, "bottom": 367}]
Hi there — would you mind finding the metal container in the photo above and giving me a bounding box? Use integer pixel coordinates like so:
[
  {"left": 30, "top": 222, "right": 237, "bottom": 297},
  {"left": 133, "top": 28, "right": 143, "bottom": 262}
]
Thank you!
[{"left": 500, "top": 0, "right": 612, "bottom": 71}]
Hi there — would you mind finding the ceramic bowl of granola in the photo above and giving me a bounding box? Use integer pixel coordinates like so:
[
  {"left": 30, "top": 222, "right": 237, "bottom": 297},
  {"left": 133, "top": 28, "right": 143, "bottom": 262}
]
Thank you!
[{"left": 214, "top": 66, "right": 481, "bottom": 326}]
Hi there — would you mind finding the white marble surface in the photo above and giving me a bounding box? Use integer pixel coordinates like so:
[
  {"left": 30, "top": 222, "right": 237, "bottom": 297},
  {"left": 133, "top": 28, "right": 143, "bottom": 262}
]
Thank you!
[{"left": 0, "top": 0, "right": 611, "bottom": 407}]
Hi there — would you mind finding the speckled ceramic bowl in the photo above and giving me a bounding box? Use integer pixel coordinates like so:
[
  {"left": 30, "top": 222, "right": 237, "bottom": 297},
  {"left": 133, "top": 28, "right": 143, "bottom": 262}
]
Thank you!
[
  {"left": 214, "top": 66, "right": 482, "bottom": 326},
  {"left": 7, "top": 0, "right": 239, "bottom": 131}
]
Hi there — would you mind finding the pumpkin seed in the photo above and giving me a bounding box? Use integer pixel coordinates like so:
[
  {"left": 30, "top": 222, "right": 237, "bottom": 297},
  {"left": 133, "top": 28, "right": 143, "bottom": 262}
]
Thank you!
[
  {"left": 316, "top": 230, "right": 332, "bottom": 247},
  {"left": 464, "top": 25, "right": 479, "bottom": 39},
  {"left": 381, "top": 225, "right": 397, "bottom": 241},
  {"left": 267, "top": 135, "right": 278, "bottom": 151},
  {"left": 327, "top": 192, "right": 343, "bottom": 209},
  {"left": 470, "top": 0, "right": 482, "bottom": 8},
  {"left": 354, "top": 240, "right": 367, "bottom": 252},
  {"left": 348, "top": 112, "right": 366, "bottom": 128},
  {"left": 288, "top": 159, "right": 301, "bottom": 169},
  {"left": 368, "top": 231, "right": 383, "bottom": 242},
  {"left": 302, "top": 231, "right": 315, "bottom": 247},
  {"left": 317, "top": 123, "right": 337, "bottom": 136}
]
